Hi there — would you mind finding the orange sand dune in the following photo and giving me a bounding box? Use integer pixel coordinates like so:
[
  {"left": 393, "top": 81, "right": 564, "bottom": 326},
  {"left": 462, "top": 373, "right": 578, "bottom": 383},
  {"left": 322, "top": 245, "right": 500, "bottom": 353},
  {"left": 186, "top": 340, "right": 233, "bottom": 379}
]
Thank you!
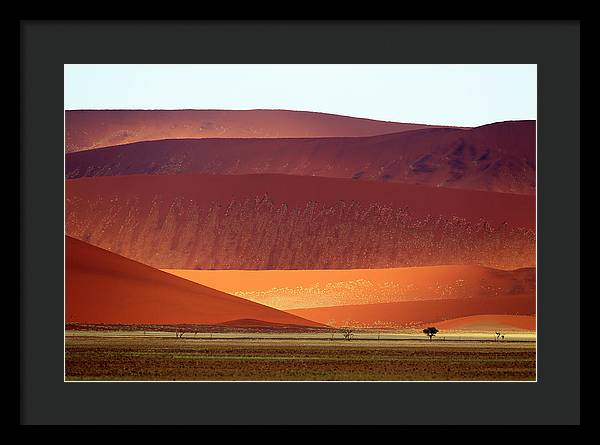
[
  {"left": 66, "top": 174, "right": 535, "bottom": 270},
  {"left": 65, "top": 120, "right": 535, "bottom": 195},
  {"left": 65, "top": 109, "right": 453, "bottom": 153},
  {"left": 162, "top": 266, "right": 536, "bottom": 310},
  {"left": 428, "top": 314, "right": 536, "bottom": 331},
  {"left": 65, "top": 235, "right": 324, "bottom": 327},
  {"left": 287, "top": 294, "right": 535, "bottom": 328}
]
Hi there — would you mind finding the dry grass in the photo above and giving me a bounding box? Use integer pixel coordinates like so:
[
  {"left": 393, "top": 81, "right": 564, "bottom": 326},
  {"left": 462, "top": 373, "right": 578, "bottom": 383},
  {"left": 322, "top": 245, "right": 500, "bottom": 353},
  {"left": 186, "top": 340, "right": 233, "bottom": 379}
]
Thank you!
[{"left": 65, "top": 332, "right": 535, "bottom": 381}]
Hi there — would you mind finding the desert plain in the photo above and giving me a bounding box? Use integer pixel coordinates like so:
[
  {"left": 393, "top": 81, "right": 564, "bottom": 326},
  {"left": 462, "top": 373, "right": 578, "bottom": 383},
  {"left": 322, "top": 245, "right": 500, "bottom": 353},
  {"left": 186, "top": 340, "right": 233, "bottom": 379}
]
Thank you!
[{"left": 65, "top": 329, "right": 535, "bottom": 381}]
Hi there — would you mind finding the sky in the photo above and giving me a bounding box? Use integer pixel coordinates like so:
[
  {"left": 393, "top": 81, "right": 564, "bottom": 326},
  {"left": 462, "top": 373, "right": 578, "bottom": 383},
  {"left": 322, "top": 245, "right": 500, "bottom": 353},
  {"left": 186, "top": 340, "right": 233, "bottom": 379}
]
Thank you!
[{"left": 64, "top": 64, "right": 536, "bottom": 127}]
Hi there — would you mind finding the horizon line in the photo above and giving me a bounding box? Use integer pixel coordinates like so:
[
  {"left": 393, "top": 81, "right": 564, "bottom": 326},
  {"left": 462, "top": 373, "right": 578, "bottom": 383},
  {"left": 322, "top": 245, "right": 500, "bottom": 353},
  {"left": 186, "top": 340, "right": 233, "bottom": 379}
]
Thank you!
[{"left": 63, "top": 108, "right": 536, "bottom": 128}]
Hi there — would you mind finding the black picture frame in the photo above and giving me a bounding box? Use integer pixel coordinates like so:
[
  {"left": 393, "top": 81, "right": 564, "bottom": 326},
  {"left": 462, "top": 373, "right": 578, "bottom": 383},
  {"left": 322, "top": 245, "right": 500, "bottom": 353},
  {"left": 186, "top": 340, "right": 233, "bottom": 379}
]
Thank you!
[{"left": 20, "top": 20, "right": 580, "bottom": 425}]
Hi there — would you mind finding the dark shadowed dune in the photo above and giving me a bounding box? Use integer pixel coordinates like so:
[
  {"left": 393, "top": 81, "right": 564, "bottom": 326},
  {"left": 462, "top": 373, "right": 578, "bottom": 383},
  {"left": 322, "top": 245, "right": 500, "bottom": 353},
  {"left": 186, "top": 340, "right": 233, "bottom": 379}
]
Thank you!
[
  {"left": 65, "top": 235, "right": 325, "bottom": 327},
  {"left": 66, "top": 120, "right": 535, "bottom": 195}
]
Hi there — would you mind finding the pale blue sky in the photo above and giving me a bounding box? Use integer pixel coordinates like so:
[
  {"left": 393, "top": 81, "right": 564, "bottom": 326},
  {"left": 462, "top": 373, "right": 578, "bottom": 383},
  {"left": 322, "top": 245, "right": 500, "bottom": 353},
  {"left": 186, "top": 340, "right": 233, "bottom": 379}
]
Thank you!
[{"left": 64, "top": 64, "right": 536, "bottom": 127}]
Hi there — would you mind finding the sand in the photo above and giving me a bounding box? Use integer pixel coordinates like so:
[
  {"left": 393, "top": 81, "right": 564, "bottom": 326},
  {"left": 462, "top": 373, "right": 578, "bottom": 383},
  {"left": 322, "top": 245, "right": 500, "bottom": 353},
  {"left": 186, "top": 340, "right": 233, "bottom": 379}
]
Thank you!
[
  {"left": 65, "top": 109, "right": 453, "bottom": 152},
  {"left": 65, "top": 235, "right": 324, "bottom": 327},
  {"left": 65, "top": 173, "right": 535, "bottom": 270},
  {"left": 429, "top": 314, "right": 536, "bottom": 331},
  {"left": 287, "top": 294, "right": 535, "bottom": 328},
  {"left": 65, "top": 119, "right": 535, "bottom": 194},
  {"left": 161, "top": 266, "right": 535, "bottom": 310}
]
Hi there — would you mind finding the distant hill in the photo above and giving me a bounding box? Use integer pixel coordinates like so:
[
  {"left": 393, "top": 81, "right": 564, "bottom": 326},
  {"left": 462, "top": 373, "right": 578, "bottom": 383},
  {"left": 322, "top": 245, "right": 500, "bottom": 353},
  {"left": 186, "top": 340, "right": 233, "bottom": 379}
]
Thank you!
[
  {"left": 65, "top": 109, "right": 451, "bottom": 152},
  {"left": 66, "top": 119, "right": 535, "bottom": 194}
]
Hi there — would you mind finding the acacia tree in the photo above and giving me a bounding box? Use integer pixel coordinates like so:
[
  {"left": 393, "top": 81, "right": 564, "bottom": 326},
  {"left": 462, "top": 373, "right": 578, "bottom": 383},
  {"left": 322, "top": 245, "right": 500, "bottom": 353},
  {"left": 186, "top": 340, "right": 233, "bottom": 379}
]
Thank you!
[{"left": 423, "top": 327, "right": 439, "bottom": 341}]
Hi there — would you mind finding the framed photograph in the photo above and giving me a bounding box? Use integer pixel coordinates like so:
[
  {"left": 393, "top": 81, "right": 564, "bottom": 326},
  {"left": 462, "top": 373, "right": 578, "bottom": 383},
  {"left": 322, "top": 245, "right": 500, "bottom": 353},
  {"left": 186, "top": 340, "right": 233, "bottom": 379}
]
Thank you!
[{"left": 21, "top": 20, "right": 580, "bottom": 425}]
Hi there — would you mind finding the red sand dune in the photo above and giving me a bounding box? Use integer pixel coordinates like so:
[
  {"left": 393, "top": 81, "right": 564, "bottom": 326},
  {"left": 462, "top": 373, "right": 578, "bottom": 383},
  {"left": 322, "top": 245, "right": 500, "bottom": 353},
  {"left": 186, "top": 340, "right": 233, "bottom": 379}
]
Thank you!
[
  {"left": 427, "top": 314, "right": 536, "bottom": 331},
  {"left": 66, "top": 120, "right": 535, "bottom": 195},
  {"left": 65, "top": 235, "right": 324, "bottom": 327},
  {"left": 162, "top": 266, "right": 536, "bottom": 310},
  {"left": 65, "top": 109, "right": 451, "bottom": 153},
  {"left": 287, "top": 294, "right": 536, "bottom": 329},
  {"left": 66, "top": 174, "right": 535, "bottom": 270}
]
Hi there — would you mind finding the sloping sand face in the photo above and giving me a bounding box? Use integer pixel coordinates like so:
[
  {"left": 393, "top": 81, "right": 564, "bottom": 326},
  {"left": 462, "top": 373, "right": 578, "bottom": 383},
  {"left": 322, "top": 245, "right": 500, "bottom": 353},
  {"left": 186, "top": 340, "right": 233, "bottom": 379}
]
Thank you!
[
  {"left": 161, "top": 266, "right": 536, "bottom": 310},
  {"left": 65, "top": 120, "right": 535, "bottom": 195},
  {"left": 65, "top": 109, "right": 449, "bottom": 153},
  {"left": 65, "top": 236, "right": 324, "bottom": 327},
  {"left": 65, "top": 174, "right": 535, "bottom": 270}
]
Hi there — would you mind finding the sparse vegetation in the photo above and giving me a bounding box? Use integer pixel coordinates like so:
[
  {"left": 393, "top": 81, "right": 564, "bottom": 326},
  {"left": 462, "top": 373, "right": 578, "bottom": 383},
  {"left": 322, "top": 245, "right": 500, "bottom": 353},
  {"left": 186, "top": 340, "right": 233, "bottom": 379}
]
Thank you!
[
  {"left": 342, "top": 328, "right": 353, "bottom": 341},
  {"left": 65, "top": 333, "right": 536, "bottom": 381}
]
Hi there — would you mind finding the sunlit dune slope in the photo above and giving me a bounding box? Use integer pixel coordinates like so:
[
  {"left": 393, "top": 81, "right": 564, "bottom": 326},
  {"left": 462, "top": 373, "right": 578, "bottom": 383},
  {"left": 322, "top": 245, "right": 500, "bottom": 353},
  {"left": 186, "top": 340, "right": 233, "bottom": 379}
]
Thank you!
[
  {"left": 162, "top": 266, "right": 536, "bottom": 310},
  {"left": 426, "top": 314, "right": 536, "bottom": 331},
  {"left": 286, "top": 294, "right": 535, "bottom": 328},
  {"left": 65, "top": 235, "right": 324, "bottom": 327},
  {"left": 66, "top": 120, "right": 535, "bottom": 194},
  {"left": 65, "top": 109, "right": 450, "bottom": 152},
  {"left": 66, "top": 174, "right": 535, "bottom": 270}
]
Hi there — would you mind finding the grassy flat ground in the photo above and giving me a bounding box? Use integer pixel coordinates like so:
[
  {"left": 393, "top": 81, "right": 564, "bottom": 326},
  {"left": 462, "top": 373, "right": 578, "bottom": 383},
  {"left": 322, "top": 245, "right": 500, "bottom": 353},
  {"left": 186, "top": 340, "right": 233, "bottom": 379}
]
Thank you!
[{"left": 65, "top": 330, "right": 536, "bottom": 381}]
